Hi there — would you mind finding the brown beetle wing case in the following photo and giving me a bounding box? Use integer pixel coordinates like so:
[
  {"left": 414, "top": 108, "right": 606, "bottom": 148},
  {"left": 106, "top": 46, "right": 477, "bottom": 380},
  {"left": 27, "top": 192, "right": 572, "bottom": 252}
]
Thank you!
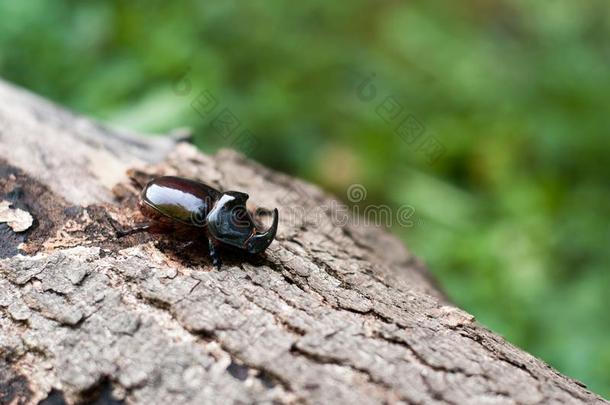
[{"left": 140, "top": 176, "right": 221, "bottom": 227}]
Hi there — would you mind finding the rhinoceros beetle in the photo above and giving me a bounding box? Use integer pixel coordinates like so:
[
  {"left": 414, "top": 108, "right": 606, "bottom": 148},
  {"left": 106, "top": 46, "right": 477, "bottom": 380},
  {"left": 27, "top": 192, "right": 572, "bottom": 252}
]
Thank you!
[{"left": 109, "top": 176, "right": 279, "bottom": 269}]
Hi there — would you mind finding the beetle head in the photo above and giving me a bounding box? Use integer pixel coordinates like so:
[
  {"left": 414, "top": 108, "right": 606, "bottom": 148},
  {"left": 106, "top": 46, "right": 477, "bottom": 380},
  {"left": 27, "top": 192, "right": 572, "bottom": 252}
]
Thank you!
[{"left": 206, "top": 191, "right": 278, "bottom": 254}]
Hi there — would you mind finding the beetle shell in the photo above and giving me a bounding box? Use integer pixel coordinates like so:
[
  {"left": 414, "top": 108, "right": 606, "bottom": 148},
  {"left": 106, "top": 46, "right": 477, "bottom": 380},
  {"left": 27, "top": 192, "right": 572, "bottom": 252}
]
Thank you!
[
  {"left": 129, "top": 175, "right": 278, "bottom": 262},
  {"left": 140, "top": 176, "right": 220, "bottom": 227}
]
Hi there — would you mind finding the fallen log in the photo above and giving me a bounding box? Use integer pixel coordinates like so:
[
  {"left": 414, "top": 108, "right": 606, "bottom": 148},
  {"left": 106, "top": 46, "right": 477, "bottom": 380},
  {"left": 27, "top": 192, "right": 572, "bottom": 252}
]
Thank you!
[{"left": 0, "top": 80, "right": 605, "bottom": 404}]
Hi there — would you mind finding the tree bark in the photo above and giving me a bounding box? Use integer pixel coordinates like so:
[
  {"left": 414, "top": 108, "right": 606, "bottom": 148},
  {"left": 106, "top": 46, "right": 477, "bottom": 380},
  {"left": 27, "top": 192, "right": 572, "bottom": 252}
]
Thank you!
[{"left": 0, "top": 79, "right": 606, "bottom": 405}]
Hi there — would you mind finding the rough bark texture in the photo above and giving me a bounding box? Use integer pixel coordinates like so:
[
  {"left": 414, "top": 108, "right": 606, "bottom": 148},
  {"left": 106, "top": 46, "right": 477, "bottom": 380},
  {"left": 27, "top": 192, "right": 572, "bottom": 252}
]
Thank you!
[{"left": 0, "top": 79, "right": 606, "bottom": 405}]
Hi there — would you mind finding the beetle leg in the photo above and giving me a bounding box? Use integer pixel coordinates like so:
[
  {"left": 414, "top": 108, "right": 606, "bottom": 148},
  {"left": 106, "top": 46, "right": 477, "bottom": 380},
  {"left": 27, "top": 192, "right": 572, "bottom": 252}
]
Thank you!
[
  {"left": 126, "top": 168, "right": 153, "bottom": 190},
  {"left": 106, "top": 213, "right": 152, "bottom": 238},
  {"left": 179, "top": 240, "right": 195, "bottom": 250},
  {"left": 115, "top": 224, "right": 152, "bottom": 238},
  {"left": 208, "top": 239, "right": 222, "bottom": 269}
]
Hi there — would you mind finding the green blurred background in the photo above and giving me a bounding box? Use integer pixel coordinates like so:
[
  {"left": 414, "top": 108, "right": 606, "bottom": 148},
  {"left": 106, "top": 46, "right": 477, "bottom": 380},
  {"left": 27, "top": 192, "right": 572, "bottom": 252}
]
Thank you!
[{"left": 1, "top": 0, "right": 608, "bottom": 396}]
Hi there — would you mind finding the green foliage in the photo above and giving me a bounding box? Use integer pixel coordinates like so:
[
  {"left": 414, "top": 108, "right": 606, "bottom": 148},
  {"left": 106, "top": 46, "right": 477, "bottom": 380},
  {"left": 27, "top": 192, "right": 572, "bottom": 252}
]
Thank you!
[{"left": 1, "top": 0, "right": 608, "bottom": 396}]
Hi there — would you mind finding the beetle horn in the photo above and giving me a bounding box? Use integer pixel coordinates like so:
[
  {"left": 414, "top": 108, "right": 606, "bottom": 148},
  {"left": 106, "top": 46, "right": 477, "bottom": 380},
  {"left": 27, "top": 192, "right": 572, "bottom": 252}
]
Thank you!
[{"left": 246, "top": 208, "right": 279, "bottom": 254}]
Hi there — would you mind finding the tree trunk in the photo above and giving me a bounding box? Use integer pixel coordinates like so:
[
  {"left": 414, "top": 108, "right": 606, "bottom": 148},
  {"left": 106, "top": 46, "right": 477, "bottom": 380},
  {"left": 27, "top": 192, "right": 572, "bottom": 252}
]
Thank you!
[{"left": 0, "top": 79, "right": 605, "bottom": 405}]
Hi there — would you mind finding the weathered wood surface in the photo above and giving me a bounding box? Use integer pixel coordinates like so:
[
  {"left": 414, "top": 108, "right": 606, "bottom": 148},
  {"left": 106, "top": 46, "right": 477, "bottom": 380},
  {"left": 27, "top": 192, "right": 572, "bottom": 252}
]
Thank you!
[{"left": 0, "top": 79, "right": 606, "bottom": 405}]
